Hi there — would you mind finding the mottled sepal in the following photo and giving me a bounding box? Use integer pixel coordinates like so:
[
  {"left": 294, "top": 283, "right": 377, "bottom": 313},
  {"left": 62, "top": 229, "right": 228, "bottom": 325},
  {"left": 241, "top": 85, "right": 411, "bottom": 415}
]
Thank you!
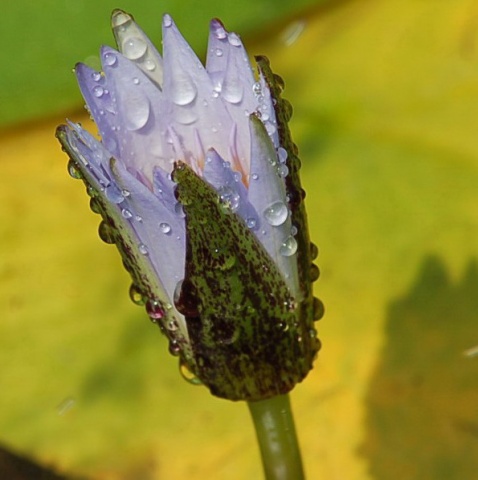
[
  {"left": 173, "top": 162, "right": 320, "bottom": 401},
  {"left": 56, "top": 125, "right": 195, "bottom": 364},
  {"left": 257, "top": 56, "right": 324, "bottom": 318}
]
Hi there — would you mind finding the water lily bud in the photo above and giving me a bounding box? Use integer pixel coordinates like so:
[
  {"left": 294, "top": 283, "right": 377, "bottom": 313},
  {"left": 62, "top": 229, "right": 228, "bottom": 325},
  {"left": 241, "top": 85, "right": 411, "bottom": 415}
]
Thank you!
[{"left": 56, "top": 9, "right": 323, "bottom": 401}]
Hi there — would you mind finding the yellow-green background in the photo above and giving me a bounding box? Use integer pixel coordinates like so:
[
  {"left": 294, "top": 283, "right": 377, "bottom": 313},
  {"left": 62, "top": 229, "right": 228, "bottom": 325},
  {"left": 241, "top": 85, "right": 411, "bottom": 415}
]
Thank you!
[{"left": 1, "top": 0, "right": 478, "bottom": 478}]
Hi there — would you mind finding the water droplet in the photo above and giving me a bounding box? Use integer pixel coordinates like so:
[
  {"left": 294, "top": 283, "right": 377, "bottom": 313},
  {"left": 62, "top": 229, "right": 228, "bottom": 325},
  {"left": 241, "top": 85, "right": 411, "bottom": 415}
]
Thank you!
[
  {"left": 93, "top": 85, "right": 104, "bottom": 98},
  {"left": 135, "top": 215, "right": 143, "bottom": 223},
  {"left": 146, "top": 299, "right": 165, "bottom": 321},
  {"left": 278, "top": 321, "right": 289, "bottom": 332},
  {"left": 228, "top": 33, "right": 241, "bottom": 46},
  {"left": 167, "top": 320, "right": 178, "bottom": 331},
  {"left": 129, "top": 284, "right": 144, "bottom": 305},
  {"left": 313, "top": 296, "right": 324, "bottom": 321},
  {"left": 98, "top": 221, "right": 115, "bottom": 244},
  {"left": 139, "top": 243, "right": 149, "bottom": 255},
  {"left": 103, "top": 51, "right": 117, "bottom": 67},
  {"left": 163, "top": 14, "right": 173, "bottom": 28},
  {"left": 290, "top": 225, "right": 298, "bottom": 236},
  {"left": 124, "top": 90, "right": 150, "bottom": 131},
  {"left": 121, "top": 208, "right": 133, "bottom": 219},
  {"left": 277, "top": 164, "right": 289, "bottom": 178},
  {"left": 252, "top": 82, "right": 262, "bottom": 95},
  {"left": 310, "top": 263, "right": 320, "bottom": 282},
  {"left": 169, "top": 340, "right": 181, "bottom": 356},
  {"left": 174, "top": 202, "right": 185, "bottom": 218},
  {"left": 122, "top": 37, "right": 148, "bottom": 60},
  {"left": 215, "top": 48, "right": 223, "bottom": 57},
  {"left": 92, "top": 72, "right": 101, "bottom": 82},
  {"left": 144, "top": 59, "right": 156, "bottom": 71},
  {"left": 67, "top": 159, "right": 82, "bottom": 179},
  {"left": 222, "top": 76, "right": 243, "bottom": 104},
  {"left": 122, "top": 189, "right": 130, "bottom": 197},
  {"left": 246, "top": 217, "right": 257, "bottom": 229},
  {"left": 105, "top": 184, "right": 125, "bottom": 204},
  {"left": 218, "top": 186, "right": 240, "bottom": 212},
  {"left": 171, "top": 72, "right": 197, "bottom": 106},
  {"left": 179, "top": 360, "right": 202, "bottom": 385},
  {"left": 132, "top": 77, "right": 140, "bottom": 85},
  {"left": 266, "top": 123, "right": 277, "bottom": 136},
  {"left": 211, "top": 20, "right": 227, "bottom": 39},
  {"left": 280, "top": 236, "right": 298, "bottom": 256},
  {"left": 233, "top": 171, "right": 242, "bottom": 182},
  {"left": 310, "top": 242, "right": 319, "bottom": 260},
  {"left": 277, "top": 147, "right": 288, "bottom": 164},
  {"left": 89, "top": 197, "right": 101, "bottom": 214},
  {"left": 264, "top": 201, "right": 288, "bottom": 226},
  {"left": 251, "top": 173, "right": 259, "bottom": 181},
  {"left": 159, "top": 222, "right": 171, "bottom": 234}
]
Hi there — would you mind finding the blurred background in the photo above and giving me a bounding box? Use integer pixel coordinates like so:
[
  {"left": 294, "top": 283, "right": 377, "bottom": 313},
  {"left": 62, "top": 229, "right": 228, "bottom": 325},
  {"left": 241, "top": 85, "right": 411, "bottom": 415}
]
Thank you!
[{"left": 1, "top": 0, "right": 478, "bottom": 478}]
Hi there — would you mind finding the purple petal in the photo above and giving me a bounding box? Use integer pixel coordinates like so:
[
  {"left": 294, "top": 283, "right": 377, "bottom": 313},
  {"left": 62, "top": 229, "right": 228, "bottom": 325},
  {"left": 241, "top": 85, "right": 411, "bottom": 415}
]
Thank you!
[
  {"left": 75, "top": 63, "right": 120, "bottom": 159},
  {"left": 100, "top": 46, "right": 173, "bottom": 177},
  {"left": 109, "top": 159, "right": 187, "bottom": 315},
  {"left": 161, "top": 15, "right": 237, "bottom": 169}
]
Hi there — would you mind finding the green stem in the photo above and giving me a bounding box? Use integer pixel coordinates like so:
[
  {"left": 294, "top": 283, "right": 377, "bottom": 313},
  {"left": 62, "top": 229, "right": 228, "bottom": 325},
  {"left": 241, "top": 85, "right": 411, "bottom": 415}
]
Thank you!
[{"left": 247, "top": 394, "right": 305, "bottom": 480}]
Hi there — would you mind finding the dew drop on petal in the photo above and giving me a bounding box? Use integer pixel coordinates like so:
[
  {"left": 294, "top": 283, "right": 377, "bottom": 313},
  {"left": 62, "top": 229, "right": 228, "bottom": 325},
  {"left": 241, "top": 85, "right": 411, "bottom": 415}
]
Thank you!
[
  {"left": 159, "top": 222, "right": 171, "bottom": 234},
  {"left": 174, "top": 202, "right": 185, "bottom": 218},
  {"left": 139, "top": 243, "right": 149, "bottom": 255},
  {"left": 163, "top": 14, "right": 173, "bottom": 28},
  {"left": 122, "top": 37, "right": 148, "bottom": 60},
  {"left": 246, "top": 217, "right": 257, "bottom": 229},
  {"left": 103, "top": 51, "right": 117, "bottom": 66},
  {"left": 252, "top": 82, "right": 262, "bottom": 95},
  {"left": 264, "top": 201, "right": 288, "bottom": 226},
  {"left": 279, "top": 235, "right": 298, "bottom": 256},
  {"left": 277, "top": 164, "right": 289, "bottom": 178},
  {"left": 93, "top": 85, "right": 104, "bottom": 97},
  {"left": 105, "top": 184, "right": 125, "bottom": 204},
  {"left": 121, "top": 208, "right": 133, "bottom": 219},
  {"left": 144, "top": 59, "right": 156, "bottom": 71},
  {"left": 222, "top": 77, "right": 244, "bottom": 104},
  {"left": 277, "top": 147, "right": 288, "bottom": 163},
  {"left": 171, "top": 73, "right": 198, "bottom": 106},
  {"left": 124, "top": 91, "right": 150, "bottom": 131},
  {"left": 92, "top": 71, "right": 102, "bottom": 82},
  {"left": 251, "top": 173, "right": 259, "bottom": 181},
  {"left": 228, "top": 33, "right": 241, "bottom": 46},
  {"left": 211, "top": 21, "right": 227, "bottom": 39},
  {"left": 215, "top": 48, "right": 223, "bottom": 57}
]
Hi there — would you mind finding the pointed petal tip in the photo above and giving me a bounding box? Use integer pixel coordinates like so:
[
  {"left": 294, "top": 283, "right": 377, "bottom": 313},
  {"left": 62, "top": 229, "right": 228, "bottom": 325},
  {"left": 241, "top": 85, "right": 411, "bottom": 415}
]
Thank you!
[{"left": 210, "top": 18, "right": 228, "bottom": 38}]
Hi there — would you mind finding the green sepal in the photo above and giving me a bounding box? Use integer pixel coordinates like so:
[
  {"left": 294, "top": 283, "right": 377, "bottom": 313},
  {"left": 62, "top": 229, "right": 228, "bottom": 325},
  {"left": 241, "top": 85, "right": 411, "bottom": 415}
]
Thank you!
[{"left": 172, "top": 162, "right": 319, "bottom": 401}]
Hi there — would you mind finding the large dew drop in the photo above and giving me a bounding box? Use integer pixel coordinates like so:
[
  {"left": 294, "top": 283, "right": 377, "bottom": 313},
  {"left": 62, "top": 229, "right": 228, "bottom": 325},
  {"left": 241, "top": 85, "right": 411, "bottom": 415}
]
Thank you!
[
  {"left": 263, "top": 201, "right": 288, "bottom": 226},
  {"left": 171, "top": 72, "right": 197, "bottom": 106},
  {"left": 222, "top": 76, "right": 244, "bottom": 104},
  {"left": 123, "top": 90, "right": 150, "bottom": 131},
  {"left": 279, "top": 236, "right": 298, "bottom": 257},
  {"left": 122, "top": 37, "right": 148, "bottom": 60}
]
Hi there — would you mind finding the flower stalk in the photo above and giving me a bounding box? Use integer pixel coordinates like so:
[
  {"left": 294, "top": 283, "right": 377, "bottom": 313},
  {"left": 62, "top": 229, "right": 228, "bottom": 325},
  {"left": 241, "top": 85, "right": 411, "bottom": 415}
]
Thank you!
[{"left": 248, "top": 394, "right": 304, "bottom": 480}]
